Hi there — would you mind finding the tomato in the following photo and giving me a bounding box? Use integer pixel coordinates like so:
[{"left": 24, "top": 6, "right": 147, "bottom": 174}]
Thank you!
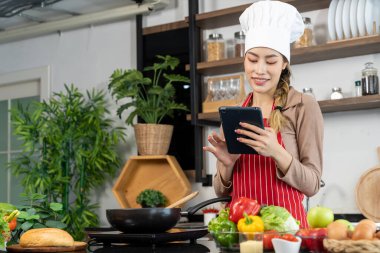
[
  {"left": 8, "top": 217, "right": 17, "bottom": 231},
  {"left": 263, "top": 230, "right": 280, "bottom": 250},
  {"left": 281, "top": 233, "right": 298, "bottom": 242}
]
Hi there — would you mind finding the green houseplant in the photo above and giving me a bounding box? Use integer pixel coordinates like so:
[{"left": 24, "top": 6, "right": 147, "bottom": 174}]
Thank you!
[
  {"left": 9, "top": 84, "right": 125, "bottom": 240},
  {"left": 108, "top": 55, "right": 189, "bottom": 155}
]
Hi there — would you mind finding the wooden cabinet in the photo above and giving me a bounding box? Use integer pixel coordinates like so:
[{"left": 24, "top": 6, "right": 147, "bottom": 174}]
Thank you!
[
  {"left": 187, "top": 2, "right": 380, "bottom": 123},
  {"left": 140, "top": 1, "right": 380, "bottom": 186}
]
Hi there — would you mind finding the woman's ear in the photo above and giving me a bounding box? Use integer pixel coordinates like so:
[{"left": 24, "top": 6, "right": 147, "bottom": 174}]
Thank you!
[{"left": 282, "top": 62, "right": 288, "bottom": 70}]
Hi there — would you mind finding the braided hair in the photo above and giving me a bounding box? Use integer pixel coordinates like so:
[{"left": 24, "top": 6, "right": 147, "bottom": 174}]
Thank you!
[{"left": 269, "top": 65, "right": 291, "bottom": 132}]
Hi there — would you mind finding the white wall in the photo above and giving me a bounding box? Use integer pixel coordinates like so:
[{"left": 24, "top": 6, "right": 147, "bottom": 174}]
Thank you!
[{"left": 0, "top": 0, "right": 379, "bottom": 225}]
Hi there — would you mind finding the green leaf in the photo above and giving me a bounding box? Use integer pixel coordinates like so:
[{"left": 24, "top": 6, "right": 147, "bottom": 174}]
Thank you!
[
  {"left": 45, "top": 220, "right": 67, "bottom": 229},
  {"left": 25, "top": 214, "right": 40, "bottom": 221},
  {"left": 21, "top": 221, "right": 34, "bottom": 231},
  {"left": 32, "top": 223, "right": 47, "bottom": 229},
  {"left": 49, "top": 203, "right": 63, "bottom": 212}
]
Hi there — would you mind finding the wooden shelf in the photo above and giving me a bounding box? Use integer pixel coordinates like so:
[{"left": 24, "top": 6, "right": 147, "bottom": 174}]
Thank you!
[
  {"left": 191, "top": 0, "right": 330, "bottom": 29},
  {"left": 112, "top": 155, "right": 191, "bottom": 208},
  {"left": 143, "top": 20, "right": 188, "bottom": 35},
  {"left": 186, "top": 35, "right": 380, "bottom": 75},
  {"left": 318, "top": 94, "right": 380, "bottom": 113},
  {"left": 291, "top": 35, "right": 380, "bottom": 65},
  {"left": 185, "top": 57, "right": 244, "bottom": 75},
  {"left": 186, "top": 95, "right": 380, "bottom": 123}
]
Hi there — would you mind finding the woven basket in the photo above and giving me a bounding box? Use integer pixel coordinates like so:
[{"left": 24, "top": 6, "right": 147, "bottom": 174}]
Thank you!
[
  {"left": 133, "top": 123, "right": 173, "bottom": 155},
  {"left": 324, "top": 239, "right": 380, "bottom": 253}
]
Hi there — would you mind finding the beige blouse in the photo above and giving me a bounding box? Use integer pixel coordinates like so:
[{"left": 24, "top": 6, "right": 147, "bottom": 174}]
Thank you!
[{"left": 214, "top": 87, "right": 324, "bottom": 197}]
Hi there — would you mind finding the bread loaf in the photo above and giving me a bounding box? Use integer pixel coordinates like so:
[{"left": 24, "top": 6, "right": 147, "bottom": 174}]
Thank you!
[{"left": 20, "top": 228, "right": 74, "bottom": 247}]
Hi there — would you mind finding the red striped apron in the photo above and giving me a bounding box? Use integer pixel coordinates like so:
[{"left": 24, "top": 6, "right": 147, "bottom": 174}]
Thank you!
[{"left": 230, "top": 93, "right": 308, "bottom": 228}]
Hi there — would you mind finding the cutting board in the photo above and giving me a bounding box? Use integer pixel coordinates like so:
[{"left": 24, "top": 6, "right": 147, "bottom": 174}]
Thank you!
[
  {"left": 355, "top": 147, "right": 380, "bottom": 222},
  {"left": 7, "top": 241, "right": 87, "bottom": 252}
]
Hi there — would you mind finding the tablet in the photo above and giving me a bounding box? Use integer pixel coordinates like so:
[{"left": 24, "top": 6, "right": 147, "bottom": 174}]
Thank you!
[{"left": 219, "top": 106, "right": 264, "bottom": 154}]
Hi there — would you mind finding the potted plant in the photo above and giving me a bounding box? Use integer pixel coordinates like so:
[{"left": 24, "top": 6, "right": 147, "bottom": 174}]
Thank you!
[
  {"left": 108, "top": 55, "right": 189, "bottom": 155},
  {"left": 9, "top": 84, "right": 125, "bottom": 240}
]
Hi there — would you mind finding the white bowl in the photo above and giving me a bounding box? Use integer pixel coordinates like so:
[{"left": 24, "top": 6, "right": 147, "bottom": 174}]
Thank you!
[{"left": 272, "top": 236, "right": 302, "bottom": 253}]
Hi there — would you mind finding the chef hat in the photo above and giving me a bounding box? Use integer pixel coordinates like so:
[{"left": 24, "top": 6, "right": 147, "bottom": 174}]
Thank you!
[{"left": 239, "top": 0, "right": 304, "bottom": 63}]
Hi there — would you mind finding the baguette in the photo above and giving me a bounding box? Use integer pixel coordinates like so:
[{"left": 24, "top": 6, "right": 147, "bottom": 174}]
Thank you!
[{"left": 20, "top": 228, "right": 74, "bottom": 248}]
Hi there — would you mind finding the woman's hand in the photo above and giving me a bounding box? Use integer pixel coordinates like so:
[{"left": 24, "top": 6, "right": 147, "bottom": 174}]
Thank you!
[
  {"left": 203, "top": 130, "right": 239, "bottom": 168},
  {"left": 236, "top": 122, "right": 281, "bottom": 157},
  {"left": 236, "top": 122, "right": 293, "bottom": 174}
]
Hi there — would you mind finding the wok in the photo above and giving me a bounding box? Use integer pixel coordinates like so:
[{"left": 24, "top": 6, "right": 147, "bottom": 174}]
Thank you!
[{"left": 106, "top": 196, "right": 231, "bottom": 233}]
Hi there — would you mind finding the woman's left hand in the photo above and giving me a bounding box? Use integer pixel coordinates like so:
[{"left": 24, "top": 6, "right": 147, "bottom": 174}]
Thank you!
[{"left": 236, "top": 122, "right": 281, "bottom": 157}]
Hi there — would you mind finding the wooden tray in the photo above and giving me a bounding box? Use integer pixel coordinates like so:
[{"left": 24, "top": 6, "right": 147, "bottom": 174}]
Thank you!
[
  {"left": 7, "top": 241, "right": 87, "bottom": 252},
  {"left": 202, "top": 74, "right": 245, "bottom": 113},
  {"left": 112, "top": 156, "right": 191, "bottom": 208},
  {"left": 324, "top": 239, "right": 380, "bottom": 253}
]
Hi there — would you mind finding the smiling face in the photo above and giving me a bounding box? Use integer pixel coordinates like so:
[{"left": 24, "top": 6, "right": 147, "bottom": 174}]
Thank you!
[{"left": 244, "top": 47, "right": 288, "bottom": 96}]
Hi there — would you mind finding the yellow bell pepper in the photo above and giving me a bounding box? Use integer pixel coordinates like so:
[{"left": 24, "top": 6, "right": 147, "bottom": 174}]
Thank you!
[{"left": 237, "top": 213, "right": 264, "bottom": 233}]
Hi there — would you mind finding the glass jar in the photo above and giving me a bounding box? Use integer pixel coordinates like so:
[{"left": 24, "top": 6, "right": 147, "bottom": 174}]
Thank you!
[
  {"left": 294, "top": 17, "right": 313, "bottom": 48},
  {"left": 331, "top": 87, "right": 344, "bottom": 100},
  {"left": 234, "top": 31, "right": 245, "bottom": 58},
  {"left": 361, "top": 62, "right": 379, "bottom": 95},
  {"left": 206, "top": 33, "right": 225, "bottom": 62},
  {"left": 302, "top": 87, "right": 315, "bottom": 98}
]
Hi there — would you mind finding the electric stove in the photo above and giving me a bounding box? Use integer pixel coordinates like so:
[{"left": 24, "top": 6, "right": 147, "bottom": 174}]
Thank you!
[{"left": 85, "top": 223, "right": 216, "bottom": 253}]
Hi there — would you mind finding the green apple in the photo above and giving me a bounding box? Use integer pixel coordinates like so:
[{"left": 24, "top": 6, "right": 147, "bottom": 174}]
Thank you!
[
  {"left": 307, "top": 206, "right": 334, "bottom": 228},
  {"left": 335, "top": 219, "right": 354, "bottom": 231}
]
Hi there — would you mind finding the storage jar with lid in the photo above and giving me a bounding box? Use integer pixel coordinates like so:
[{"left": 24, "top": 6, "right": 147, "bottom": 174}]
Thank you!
[
  {"left": 234, "top": 31, "right": 245, "bottom": 58},
  {"left": 302, "top": 87, "right": 315, "bottom": 98},
  {"left": 330, "top": 87, "right": 344, "bottom": 100},
  {"left": 206, "top": 33, "right": 225, "bottom": 62},
  {"left": 294, "top": 17, "right": 313, "bottom": 48},
  {"left": 361, "top": 62, "right": 379, "bottom": 95}
]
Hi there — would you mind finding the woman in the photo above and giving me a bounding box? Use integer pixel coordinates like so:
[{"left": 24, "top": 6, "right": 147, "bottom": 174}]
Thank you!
[{"left": 203, "top": 1, "right": 324, "bottom": 228}]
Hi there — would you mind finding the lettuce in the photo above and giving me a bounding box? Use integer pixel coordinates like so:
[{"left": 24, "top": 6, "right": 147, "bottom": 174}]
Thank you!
[
  {"left": 260, "top": 205, "right": 300, "bottom": 232},
  {"left": 0, "top": 216, "right": 10, "bottom": 248}
]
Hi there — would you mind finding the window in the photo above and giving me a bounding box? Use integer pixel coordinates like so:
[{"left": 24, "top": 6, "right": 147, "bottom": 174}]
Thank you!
[{"left": 0, "top": 66, "right": 49, "bottom": 205}]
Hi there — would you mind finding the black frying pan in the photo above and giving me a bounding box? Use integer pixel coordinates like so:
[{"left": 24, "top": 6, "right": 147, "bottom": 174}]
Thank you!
[{"left": 106, "top": 196, "right": 231, "bottom": 233}]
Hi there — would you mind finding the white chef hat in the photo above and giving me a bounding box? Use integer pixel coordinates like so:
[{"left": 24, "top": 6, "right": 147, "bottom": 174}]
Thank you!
[{"left": 239, "top": 0, "right": 304, "bottom": 63}]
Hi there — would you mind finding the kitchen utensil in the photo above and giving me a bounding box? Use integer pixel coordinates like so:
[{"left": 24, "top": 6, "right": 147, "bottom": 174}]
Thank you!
[
  {"left": 106, "top": 196, "right": 231, "bottom": 233},
  {"left": 6, "top": 242, "right": 87, "bottom": 252},
  {"left": 355, "top": 147, "right": 380, "bottom": 222},
  {"left": 166, "top": 191, "right": 199, "bottom": 208}
]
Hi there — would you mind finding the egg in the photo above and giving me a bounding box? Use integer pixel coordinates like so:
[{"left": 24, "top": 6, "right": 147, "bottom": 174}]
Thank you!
[{"left": 327, "top": 221, "right": 348, "bottom": 240}]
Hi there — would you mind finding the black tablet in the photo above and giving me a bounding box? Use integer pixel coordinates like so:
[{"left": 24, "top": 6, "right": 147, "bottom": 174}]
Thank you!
[{"left": 219, "top": 106, "right": 264, "bottom": 154}]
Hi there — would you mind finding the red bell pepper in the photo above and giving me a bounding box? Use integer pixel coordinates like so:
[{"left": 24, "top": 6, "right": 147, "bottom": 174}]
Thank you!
[{"left": 229, "top": 197, "right": 260, "bottom": 223}]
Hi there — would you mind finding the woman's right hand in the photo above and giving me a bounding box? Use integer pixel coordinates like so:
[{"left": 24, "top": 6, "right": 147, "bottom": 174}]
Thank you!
[{"left": 203, "top": 130, "right": 240, "bottom": 168}]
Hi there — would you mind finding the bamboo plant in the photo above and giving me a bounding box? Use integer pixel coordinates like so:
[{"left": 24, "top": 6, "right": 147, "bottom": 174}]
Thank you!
[{"left": 9, "top": 84, "right": 125, "bottom": 240}]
